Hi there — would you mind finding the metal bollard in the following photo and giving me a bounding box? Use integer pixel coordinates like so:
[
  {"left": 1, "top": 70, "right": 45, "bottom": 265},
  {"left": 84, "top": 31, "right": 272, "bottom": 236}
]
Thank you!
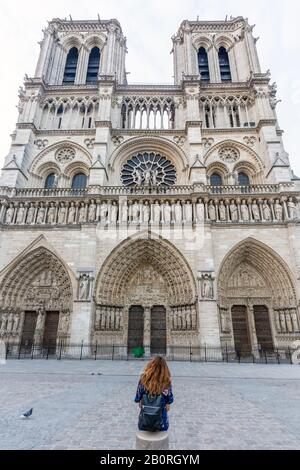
[{"left": 135, "top": 431, "right": 169, "bottom": 450}]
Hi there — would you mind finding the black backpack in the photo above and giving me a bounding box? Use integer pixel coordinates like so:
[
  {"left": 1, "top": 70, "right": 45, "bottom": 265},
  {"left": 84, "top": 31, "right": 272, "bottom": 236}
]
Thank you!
[{"left": 138, "top": 392, "right": 163, "bottom": 432}]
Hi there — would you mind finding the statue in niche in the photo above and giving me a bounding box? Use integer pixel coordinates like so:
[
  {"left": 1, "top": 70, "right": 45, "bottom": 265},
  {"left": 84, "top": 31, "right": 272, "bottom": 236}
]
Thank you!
[
  {"left": 16, "top": 203, "right": 25, "bottom": 224},
  {"left": 88, "top": 200, "right": 96, "bottom": 222},
  {"left": 100, "top": 201, "right": 108, "bottom": 224},
  {"left": 78, "top": 274, "right": 90, "bottom": 300},
  {"left": 142, "top": 201, "right": 150, "bottom": 223},
  {"left": 286, "top": 312, "right": 293, "bottom": 333},
  {"left": 184, "top": 200, "right": 193, "bottom": 223},
  {"left": 120, "top": 201, "right": 128, "bottom": 224},
  {"left": 52, "top": 173, "right": 59, "bottom": 188},
  {"left": 153, "top": 201, "right": 161, "bottom": 223},
  {"left": 174, "top": 201, "right": 182, "bottom": 223},
  {"left": 143, "top": 168, "right": 152, "bottom": 186},
  {"left": 78, "top": 203, "right": 86, "bottom": 223},
  {"left": 5, "top": 203, "right": 14, "bottom": 224},
  {"left": 287, "top": 197, "right": 297, "bottom": 220},
  {"left": 26, "top": 203, "right": 35, "bottom": 224},
  {"left": 163, "top": 201, "right": 171, "bottom": 224},
  {"left": 13, "top": 313, "right": 20, "bottom": 333},
  {"left": 280, "top": 312, "right": 286, "bottom": 332},
  {"left": 67, "top": 202, "right": 76, "bottom": 224},
  {"left": 202, "top": 275, "right": 214, "bottom": 299},
  {"left": 241, "top": 200, "right": 249, "bottom": 221},
  {"left": 151, "top": 169, "right": 158, "bottom": 186},
  {"left": 36, "top": 204, "right": 46, "bottom": 224},
  {"left": 110, "top": 201, "right": 118, "bottom": 223},
  {"left": 47, "top": 202, "right": 56, "bottom": 224},
  {"left": 57, "top": 203, "right": 66, "bottom": 224},
  {"left": 229, "top": 200, "right": 238, "bottom": 221},
  {"left": 7, "top": 313, "right": 14, "bottom": 332},
  {"left": 208, "top": 201, "right": 216, "bottom": 221},
  {"left": 251, "top": 200, "right": 260, "bottom": 221},
  {"left": 291, "top": 312, "right": 299, "bottom": 332},
  {"left": 0, "top": 313, "right": 8, "bottom": 331},
  {"left": 262, "top": 200, "right": 272, "bottom": 221},
  {"left": 274, "top": 199, "right": 283, "bottom": 221},
  {"left": 134, "top": 168, "right": 143, "bottom": 185},
  {"left": 219, "top": 201, "right": 226, "bottom": 221},
  {"left": 131, "top": 201, "right": 140, "bottom": 223},
  {"left": 196, "top": 199, "right": 204, "bottom": 223},
  {"left": 60, "top": 312, "right": 70, "bottom": 333}
]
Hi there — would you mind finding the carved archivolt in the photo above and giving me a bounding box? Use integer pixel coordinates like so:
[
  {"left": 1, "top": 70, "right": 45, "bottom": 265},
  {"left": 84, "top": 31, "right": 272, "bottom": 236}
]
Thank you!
[
  {"left": 94, "top": 236, "right": 197, "bottom": 306},
  {"left": 0, "top": 247, "right": 73, "bottom": 310},
  {"left": 218, "top": 238, "right": 297, "bottom": 309}
]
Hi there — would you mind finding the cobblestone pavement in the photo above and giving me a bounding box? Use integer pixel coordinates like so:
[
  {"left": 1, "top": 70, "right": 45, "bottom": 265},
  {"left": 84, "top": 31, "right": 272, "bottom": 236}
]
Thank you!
[{"left": 1, "top": 360, "right": 300, "bottom": 450}]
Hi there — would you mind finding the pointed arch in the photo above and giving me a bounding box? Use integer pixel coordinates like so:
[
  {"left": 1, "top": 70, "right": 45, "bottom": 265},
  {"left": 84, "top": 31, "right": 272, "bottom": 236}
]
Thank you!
[
  {"left": 218, "top": 237, "right": 297, "bottom": 308},
  {"left": 0, "top": 240, "right": 74, "bottom": 311},
  {"left": 94, "top": 233, "right": 197, "bottom": 306}
]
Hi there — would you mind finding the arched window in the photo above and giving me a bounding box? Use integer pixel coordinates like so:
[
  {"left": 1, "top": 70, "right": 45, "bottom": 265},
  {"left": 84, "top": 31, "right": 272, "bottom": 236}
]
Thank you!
[
  {"left": 63, "top": 47, "right": 78, "bottom": 84},
  {"left": 210, "top": 173, "right": 222, "bottom": 186},
  {"left": 44, "top": 173, "right": 56, "bottom": 189},
  {"left": 238, "top": 171, "right": 250, "bottom": 186},
  {"left": 86, "top": 47, "right": 100, "bottom": 83},
  {"left": 218, "top": 47, "right": 231, "bottom": 82},
  {"left": 72, "top": 172, "right": 87, "bottom": 189},
  {"left": 198, "top": 47, "right": 210, "bottom": 82}
]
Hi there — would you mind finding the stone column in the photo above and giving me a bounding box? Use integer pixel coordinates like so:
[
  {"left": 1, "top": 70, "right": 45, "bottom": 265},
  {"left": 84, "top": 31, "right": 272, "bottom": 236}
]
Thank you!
[
  {"left": 143, "top": 307, "right": 151, "bottom": 358},
  {"left": 247, "top": 305, "right": 259, "bottom": 357}
]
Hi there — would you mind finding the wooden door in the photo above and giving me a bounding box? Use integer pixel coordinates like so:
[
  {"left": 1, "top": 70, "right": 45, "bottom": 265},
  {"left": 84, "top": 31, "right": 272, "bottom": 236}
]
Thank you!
[
  {"left": 128, "top": 306, "right": 144, "bottom": 354},
  {"left": 21, "top": 311, "right": 37, "bottom": 350},
  {"left": 253, "top": 305, "right": 273, "bottom": 351},
  {"left": 43, "top": 311, "right": 59, "bottom": 354},
  {"left": 231, "top": 305, "right": 251, "bottom": 355},
  {"left": 151, "top": 306, "right": 166, "bottom": 355}
]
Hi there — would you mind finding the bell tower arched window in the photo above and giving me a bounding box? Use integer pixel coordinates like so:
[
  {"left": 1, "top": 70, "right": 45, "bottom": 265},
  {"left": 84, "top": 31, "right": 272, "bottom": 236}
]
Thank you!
[
  {"left": 86, "top": 47, "right": 101, "bottom": 83},
  {"left": 198, "top": 47, "right": 210, "bottom": 82},
  {"left": 63, "top": 47, "right": 78, "bottom": 84},
  {"left": 210, "top": 173, "right": 222, "bottom": 186},
  {"left": 238, "top": 172, "right": 250, "bottom": 186},
  {"left": 218, "top": 47, "right": 231, "bottom": 82},
  {"left": 45, "top": 173, "right": 56, "bottom": 189},
  {"left": 72, "top": 172, "right": 87, "bottom": 189}
]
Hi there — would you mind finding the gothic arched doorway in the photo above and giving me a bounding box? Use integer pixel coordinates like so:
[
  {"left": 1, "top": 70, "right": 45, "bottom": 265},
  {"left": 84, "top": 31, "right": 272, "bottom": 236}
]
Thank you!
[
  {"left": 0, "top": 246, "right": 73, "bottom": 353},
  {"left": 93, "top": 235, "right": 198, "bottom": 355},
  {"left": 218, "top": 238, "right": 299, "bottom": 354}
]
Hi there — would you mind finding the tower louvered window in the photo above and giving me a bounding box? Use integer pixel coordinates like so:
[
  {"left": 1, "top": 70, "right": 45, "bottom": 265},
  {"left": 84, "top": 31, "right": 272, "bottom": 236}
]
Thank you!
[
  {"left": 63, "top": 47, "right": 78, "bottom": 84},
  {"left": 86, "top": 47, "right": 101, "bottom": 83},
  {"left": 218, "top": 47, "right": 231, "bottom": 82},
  {"left": 198, "top": 47, "right": 210, "bottom": 82}
]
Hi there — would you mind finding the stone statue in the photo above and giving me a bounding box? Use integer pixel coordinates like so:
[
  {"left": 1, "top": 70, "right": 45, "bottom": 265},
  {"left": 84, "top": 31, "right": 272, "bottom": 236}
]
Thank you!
[
  {"left": 251, "top": 200, "right": 260, "bottom": 221},
  {"left": 13, "top": 313, "right": 20, "bottom": 332},
  {"left": 142, "top": 201, "right": 150, "bottom": 223},
  {"left": 219, "top": 201, "right": 226, "bottom": 222},
  {"left": 36, "top": 204, "right": 46, "bottom": 224},
  {"left": 274, "top": 200, "right": 283, "bottom": 221},
  {"left": 120, "top": 201, "right": 128, "bottom": 224},
  {"left": 153, "top": 201, "right": 161, "bottom": 223},
  {"left": 202, "top": 276, "right": 213, "bottom": 299},
  {"left": 57, "top": 203, "right": 66, "bottom": 224},
  {"left": 16, "top": 203, "right": 25, "bottom": 224},
  {"left": 67, "top": 202, "right": 76, "bottom": 224},
  {"left": 286, "top": 312, "right": 293, "bottom": 333},
  {"left": 100, "top": 201, "right": 108, "bottom": 224},
  {"left": 5, "top": 204, "right": 14, "bottom": 224},
  {"left": 208, "top": 201, "right": 216, "bottom": 221},
  {"left": 151, "top": 169, "right": 158, "bottom": 186},
  {"left": 78, "top": 274, "right": 90, "bottom": 300},
  {"left": 131, "top": 201, "right": 140, "bottom": 223},
  {"left": 52, "top": 173, "right": 59, "bottom": 188},
  {"left": 47, "top": 202, "right": 56, "bottom": 224},
  {"left": 134, "top": 169, "right": 143, "bottom": 185},
  {"left": 262, "top": 200, "right": 272, "bottom": 221},
  {"left": 143, "top": 168, "right": 152, "bottom": 186},
  {"left": 229, "top": 200, "right": 238, "bottom": 221},
  {"left": 26, "top": 203, "right": 35, "bottom": 224},
  {"left": 291, "top": 312, "right": 299, "bottom": 332},
  {"left": 184, "top": 201, "right": 193, "bottom": 223},
  {"left": 241, "top": 200, "right": 249, "bottom": 222},
  {"left": 88, "top": 200, "right": 96, "bottom": 222},
  {"left": 287, "top": 197, "right": 297, "bottom": 220},
  {"left": 7, "top": 313, "right": 14, "bottom": 332},
  {"left": 280, "top": 312, "right": 286, "bottom": 332},
  {"left": 60, "top": 312, "right": 70, "bottom": 333},
  {"left": 78, "top": 203, "right": 86, "bottom": 223},
  {"left": 110, "top": 201, "right": 118, "bottom": 224},
  {"left": 174, "top": 201, "right": 182, "bottom": 223},
  {"left": 163, "top": 201, "right": 171, "bottom": 224},
  {"left": 196, "top": 199, "right": 204, "bottom": 223}
]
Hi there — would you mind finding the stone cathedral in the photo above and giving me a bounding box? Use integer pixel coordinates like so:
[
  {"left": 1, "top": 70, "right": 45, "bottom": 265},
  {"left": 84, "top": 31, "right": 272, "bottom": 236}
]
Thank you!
[{"left": 0, "top": 16, "right": 300, "bottom": 357}]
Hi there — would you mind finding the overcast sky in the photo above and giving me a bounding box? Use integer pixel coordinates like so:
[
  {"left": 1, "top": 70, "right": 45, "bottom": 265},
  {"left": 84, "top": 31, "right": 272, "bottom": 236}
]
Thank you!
[{"left": 0, "top": 0, "right": 299, "bottom": 175}]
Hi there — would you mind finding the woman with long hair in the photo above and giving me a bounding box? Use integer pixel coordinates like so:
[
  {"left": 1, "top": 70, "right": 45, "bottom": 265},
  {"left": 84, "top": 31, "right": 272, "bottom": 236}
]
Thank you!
[{"left": 134, "top": 356, "right": 174, "bottom": 431}]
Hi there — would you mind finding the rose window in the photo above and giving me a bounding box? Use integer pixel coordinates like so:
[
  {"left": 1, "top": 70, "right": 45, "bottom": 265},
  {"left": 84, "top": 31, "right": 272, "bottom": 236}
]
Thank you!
[
  {"left": 55, "top": 146, "right": 76, "bottom": 164},
  {"left": 219, "top": 147, "right": 239, "bottom": 163},
  {"left": 121, "top": 152, "right": 177, "bottom": 187}
]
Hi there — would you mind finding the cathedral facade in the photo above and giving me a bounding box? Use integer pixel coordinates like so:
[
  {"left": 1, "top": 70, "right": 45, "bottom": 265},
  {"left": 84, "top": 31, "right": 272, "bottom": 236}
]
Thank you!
[{"left": 0, "top": 16, "right": 300, "bottom": 357}]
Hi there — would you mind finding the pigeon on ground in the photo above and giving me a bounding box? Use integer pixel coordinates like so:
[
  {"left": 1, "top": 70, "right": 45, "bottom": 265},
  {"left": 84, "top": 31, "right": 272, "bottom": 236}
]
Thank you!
[{"left": 20, "top": 408, "right": 33, "bottom": 419}]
